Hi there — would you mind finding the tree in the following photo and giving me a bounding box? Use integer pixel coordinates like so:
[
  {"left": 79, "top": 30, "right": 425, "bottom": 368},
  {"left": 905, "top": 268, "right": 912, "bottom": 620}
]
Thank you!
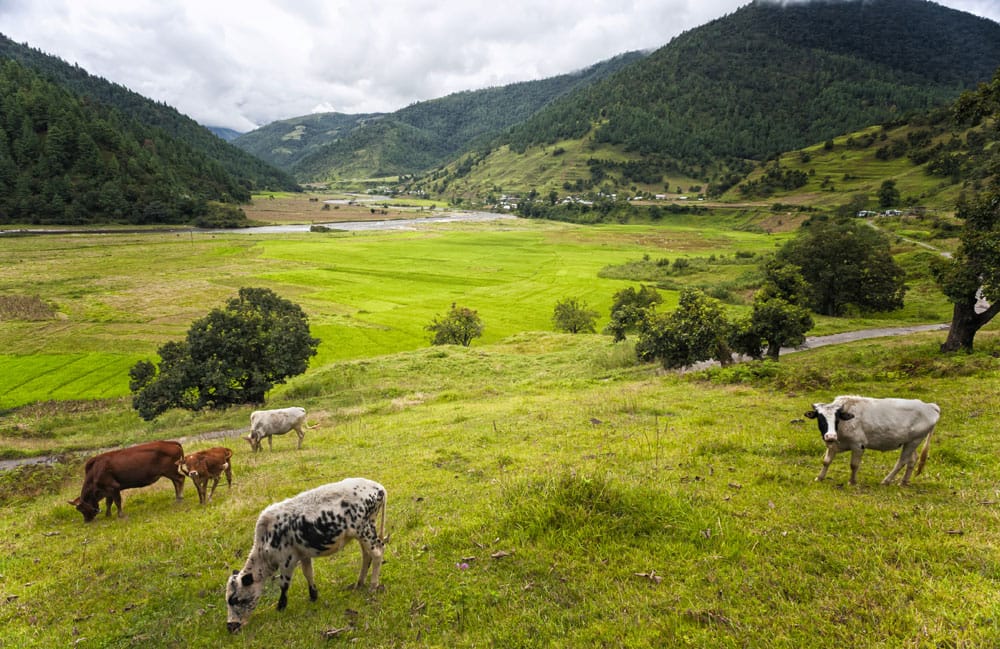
[
  {"left": 778, "top": 216, "right": 906, "bottom": 316},
  {"left": 932, "top": 68, "right": 1000, "bottom": 352},
  {"left": 635, "top": 288, "right": 734, "bottom": 369},
  {"left": 129, "top": 287, "right": 319, "bottom": 420},
  {"left": 603, "top": 284, "right": 662, "bottom": 342},
  {"left": 878, "top": 179, "right": 900, "bottom": 209},
  {"left": 552, "top": 297, "right": 599, "bottom": 333},
  {"left": 731, "top": 258, "right": 814, "bottom": 360},
  {"left": 426, "top": 303, "right": 484, "bottom": 346}
]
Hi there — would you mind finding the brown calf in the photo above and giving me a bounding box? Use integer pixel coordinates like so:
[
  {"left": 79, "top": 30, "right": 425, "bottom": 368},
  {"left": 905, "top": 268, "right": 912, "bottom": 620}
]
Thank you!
[
  {"left": 69, "top": 440, "right": 185, "bottom": 522},
  {"left": 177, "top": 447, "right": 233, "bottom": 504}
]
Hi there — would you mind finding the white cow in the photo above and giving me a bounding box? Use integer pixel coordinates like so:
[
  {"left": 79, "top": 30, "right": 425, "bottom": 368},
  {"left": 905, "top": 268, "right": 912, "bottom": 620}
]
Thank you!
[
  {"left": 225, "top": 478, "right": 386, "bottom": 633},
  {"left": 245, "top": 406, "right": 307, "bottom": 452},
  {"left": 806, "top": 395, "right": 940, "bottom": 486}
]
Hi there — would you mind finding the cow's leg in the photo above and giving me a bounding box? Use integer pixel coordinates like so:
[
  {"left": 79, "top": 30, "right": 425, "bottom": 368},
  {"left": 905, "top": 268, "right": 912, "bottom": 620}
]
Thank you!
[
  {"left": 295, "top": 426, "right": 304, "bottom": 449},
  {"left": 885, "top": 440, "right": 922, "bottom": 486},
  {"left": 300, "top": 557, "right": 319, "bottom": 601},
  {"left": 816, "top": 446, "right": 837, "bottom": 481},
  {"left": 104, "top": 495, "right": 115, "bottom": 517},
  {"left": 196, "top": 478, "right": 207, "bottom": 504},
  {"left": 171, "top": 476, "right": 185, "bottom": 501},
  {"left": 207, "top": 476, "right": 220, "bottom": 502},
  {"left": 267, "top": 435, "right": 273, "bottom": 451},
  {"left": 356, "top": 523, "right": 384, "bottom": 589},
  {"left": 111, "top": 491, "right": 125, "bottom": 518},
  {"left": 276, "top": 558, "right": 300, "bottom": 611},
  {"left": 848, "top": 448, "right": 864, "bottom": 485},
  {"left": 224, "top": 463, "right": 233, "bottom": 488}
]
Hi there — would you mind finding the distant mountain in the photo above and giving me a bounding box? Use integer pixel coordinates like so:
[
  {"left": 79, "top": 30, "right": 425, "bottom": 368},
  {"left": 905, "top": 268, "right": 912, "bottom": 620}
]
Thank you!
[
  {"left": 232, "top": 112, "right": 382, "bottom": 174},
  {"left": 234, "top": 52, "right": 647, "bottom": 182},
  {"left": 0, "top": 33, "right": 299, "bottom": 195},
  {"left": 208, "top": 126, "right": 244, "bottom": 142},
  {"left": 436, "top": 0, "right": 1000, "bottom": 200}
]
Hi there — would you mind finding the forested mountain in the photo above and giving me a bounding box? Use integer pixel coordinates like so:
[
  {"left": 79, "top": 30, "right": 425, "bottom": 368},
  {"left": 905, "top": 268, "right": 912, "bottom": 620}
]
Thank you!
[
  {"left": 436, "top": 0, "right": 1000, "bottom": 199},
  {"left": 0, "top": 60, "right": 255, "bottom": 225},
  {"left": 0, "top": 33, "right": 298, "bottom": 197},
  {"left": 234, "top": 52, "right": 646, "bottom": 182},
  {"left": 208, "top": 126, "right": 244, "bottom": 142},
  {"left": 232, "top": 112, "right": 382, "bottom": 174}
]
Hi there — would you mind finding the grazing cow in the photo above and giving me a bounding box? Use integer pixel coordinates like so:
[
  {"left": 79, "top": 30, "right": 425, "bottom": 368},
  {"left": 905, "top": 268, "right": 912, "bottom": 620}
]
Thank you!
[
  {"left": 177, "top": 447, "right": 233, "bottom": 504},
  {"left": 806, "top": 395, "right": 940, "bottom": 485},
  {"left": 225, "top": 478, "right": 386, "bottom": 633},
  {"left": 245, "top": 406, "right": 307, "bottom": 452},
  {"left": 69, "top": 440, "right": 185, "bottom": 522}
]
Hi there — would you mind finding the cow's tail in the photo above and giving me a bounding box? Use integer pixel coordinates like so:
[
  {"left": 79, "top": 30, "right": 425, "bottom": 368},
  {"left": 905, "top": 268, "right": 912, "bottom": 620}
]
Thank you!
[
  {"left": 378, "top": 488, "right": 387, "bottom": 543},
  {"left": 916, "top": 429, "right": 932, "bottom": 476}
]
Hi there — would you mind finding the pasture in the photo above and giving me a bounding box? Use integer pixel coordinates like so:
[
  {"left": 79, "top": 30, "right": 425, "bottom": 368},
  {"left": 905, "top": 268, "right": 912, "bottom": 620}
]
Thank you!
[{"left": 1, "top": 205, "right": 997, "bottom": 647}]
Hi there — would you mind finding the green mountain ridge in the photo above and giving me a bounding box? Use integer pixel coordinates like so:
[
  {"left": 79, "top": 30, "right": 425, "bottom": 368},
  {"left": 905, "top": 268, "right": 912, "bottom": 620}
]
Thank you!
[
  {"left": 407, "top": 0, "right": 1000, "bottom": 201},
  {"left": 233, "top": 52, "right": 647, "bottom": 182}
]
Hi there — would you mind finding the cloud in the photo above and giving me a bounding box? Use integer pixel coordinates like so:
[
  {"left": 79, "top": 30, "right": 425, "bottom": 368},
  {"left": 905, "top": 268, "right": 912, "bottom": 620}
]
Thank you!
[{"left": 0, "top": 0, "right": 996, "bottom": 132}]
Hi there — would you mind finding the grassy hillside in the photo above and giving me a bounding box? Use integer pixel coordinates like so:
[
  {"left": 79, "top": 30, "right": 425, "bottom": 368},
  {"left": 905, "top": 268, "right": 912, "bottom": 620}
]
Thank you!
[
  {"left": 1, "top": 329, "right": 999, "bottom": 647},
  {"left": 1, "top": 194, "right": 998, "bottom": 646}
]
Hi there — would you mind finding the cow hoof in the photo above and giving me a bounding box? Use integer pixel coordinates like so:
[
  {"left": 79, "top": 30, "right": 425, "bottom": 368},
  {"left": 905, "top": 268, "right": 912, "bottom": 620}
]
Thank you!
[{"left": 227, "top": 622, "right": 242, "bottom": 633}]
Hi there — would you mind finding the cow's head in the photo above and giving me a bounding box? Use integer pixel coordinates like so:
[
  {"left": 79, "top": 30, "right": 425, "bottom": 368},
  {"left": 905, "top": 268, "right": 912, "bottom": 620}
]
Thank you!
[
  {"left": 243, "top": 433, "right": 262, "bottom": 452},
  {"left": 176, "top": 458, "right": 195, "bottom": 478},
  {"left": 805, "top": 402, "right": 854, "bottom": 443},
  {"left": 226, "top": 570, "right": 262, "bottom": 633},
  {"left": 69, "top": 496, "right": 100, "bottom": 522}
]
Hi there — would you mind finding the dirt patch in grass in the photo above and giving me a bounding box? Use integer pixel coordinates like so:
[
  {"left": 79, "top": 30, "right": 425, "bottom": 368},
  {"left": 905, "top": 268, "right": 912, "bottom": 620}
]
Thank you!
[
  {"left": 0, "top": 295, "right": 57, "bottom": 321},
  {"left": 243, "top": 194, "right": 425, "bottom": 225}
]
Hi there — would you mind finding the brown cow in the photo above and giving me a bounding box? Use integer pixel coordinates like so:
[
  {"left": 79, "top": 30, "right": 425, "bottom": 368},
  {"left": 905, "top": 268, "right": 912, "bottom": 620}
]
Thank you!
[
  {"left": 69, "top": 440, "right": 185, "bottom": 522},
  {"left": 177, "top": 447, "right": 233, "bottom": 504}
]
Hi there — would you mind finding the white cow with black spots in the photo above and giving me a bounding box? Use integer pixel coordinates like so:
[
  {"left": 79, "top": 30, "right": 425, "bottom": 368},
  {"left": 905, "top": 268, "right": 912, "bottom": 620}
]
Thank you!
[
  {"left": 806, "top": 395, "right": 940, "bottom": 486},
  {"left": 225, "top": 478, "right": 386, "bottom": 633}
]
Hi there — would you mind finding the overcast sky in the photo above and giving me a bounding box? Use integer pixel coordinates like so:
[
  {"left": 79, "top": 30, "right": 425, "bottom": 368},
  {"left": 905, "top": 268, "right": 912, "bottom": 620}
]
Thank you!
[{"left": 1, "top": 0, "right": 998, "bottom": 133}]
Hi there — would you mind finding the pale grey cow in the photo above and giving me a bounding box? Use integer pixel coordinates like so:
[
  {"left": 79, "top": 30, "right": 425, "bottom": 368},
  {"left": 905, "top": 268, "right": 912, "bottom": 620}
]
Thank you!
[
  {"left": 806, "top": 395, "right": 940, "bottom": 486},
  {"left": 245, "top": 406, "right": 307, "bottom": 452},
  {"left": 225, "top": 478, "right": 387, "bottom": 633}
]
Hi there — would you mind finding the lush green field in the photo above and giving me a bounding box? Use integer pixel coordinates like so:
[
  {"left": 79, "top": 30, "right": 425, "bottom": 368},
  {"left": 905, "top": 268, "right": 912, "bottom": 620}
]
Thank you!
[
  {"left": 1, "top": 209, "right": 998, "bottom": 647},
  {"left": 1, "top": 330, "right": 999, "bottom": 647},
  {"left": 0, "top": 216, "right": 794, "bottom": 413}
]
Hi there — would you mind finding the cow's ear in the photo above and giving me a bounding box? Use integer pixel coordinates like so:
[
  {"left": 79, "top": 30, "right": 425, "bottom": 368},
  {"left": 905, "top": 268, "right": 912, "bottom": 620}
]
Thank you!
[
  {"left": 836, "top": 411, "right": 854, "bottom": 421},
  {"left": 68, "top": 498, "right": 80, "bottom": 506},
  {"left": 241, "top": 573, "right": 254, "bottom": 587},
  {"left": 804, "top": 411, "right": 817, "bottom": 419}
]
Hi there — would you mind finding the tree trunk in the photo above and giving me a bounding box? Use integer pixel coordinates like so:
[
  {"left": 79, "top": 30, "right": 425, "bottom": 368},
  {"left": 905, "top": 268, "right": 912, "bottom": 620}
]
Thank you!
[{"left": 940, "top": 298, "right": 1000, "bottom": 352}]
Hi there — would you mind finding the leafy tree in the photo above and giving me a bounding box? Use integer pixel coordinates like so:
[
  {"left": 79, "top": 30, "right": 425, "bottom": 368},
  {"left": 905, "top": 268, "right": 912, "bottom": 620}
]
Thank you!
[
  {"left": 930, "top": 68, "right": 1000, "bottom": 352},
  {"left": 552, "top": 297, "right": 599, "bottom": 334},
  {"left": 426, "top": 303, "right": 484, "bottom": 346},
  {"left": 732, "top": 258, "right": 814, "bottom": 360},
  {"left": 129, "top": 288, "right": 319, "bottom": 420},
  {"left": 878, "top": 179, "right": 900, "bottom": 208},
  {"left": 778, "top": 216, "right": 906, "bottom": 316},
  {"left": 635, "top": 288, "right": 733, "bottom": 369},
  {"left": 604, "top": 284, "right": 662, "bottom": 342}
]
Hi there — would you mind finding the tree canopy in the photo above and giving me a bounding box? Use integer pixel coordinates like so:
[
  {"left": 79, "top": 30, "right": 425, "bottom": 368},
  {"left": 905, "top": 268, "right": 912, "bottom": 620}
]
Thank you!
[
  {"left": 932, "top": 68, "right": 1000, "bottom": 351},
  {"left": 778, "top": 216, "right": 906, "bottom": 316},
  {"left": 129, "top": 288, "right": 319, "bottom": 420},
  {"left": 426, "top": 304, "right": 484, "bottom": 347}
]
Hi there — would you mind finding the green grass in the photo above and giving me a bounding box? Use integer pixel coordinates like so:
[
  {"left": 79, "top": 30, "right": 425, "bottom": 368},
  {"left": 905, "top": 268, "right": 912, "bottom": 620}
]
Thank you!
[
  {"left": 1, "top": 331, "right": 999, "bottom": 647},
  {"left": 0, "top": 210, "right": 995, "bottom": 645},
  {"left": 0, "top": 218, "right": 803, "bottom": 410}
]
